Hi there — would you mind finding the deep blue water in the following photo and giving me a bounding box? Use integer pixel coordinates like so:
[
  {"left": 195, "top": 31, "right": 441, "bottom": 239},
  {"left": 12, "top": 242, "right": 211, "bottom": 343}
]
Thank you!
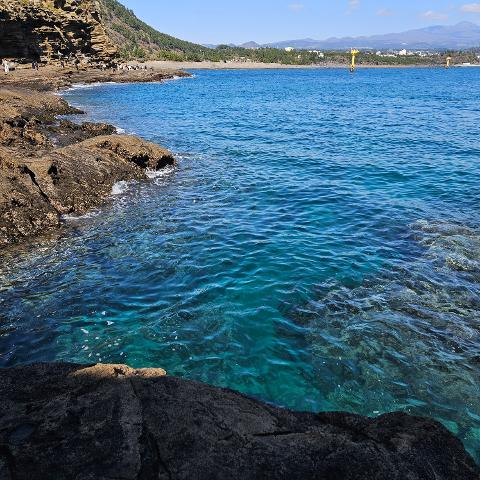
[{"left": 1, "top": 68, "right": 479, "bottom": 460}]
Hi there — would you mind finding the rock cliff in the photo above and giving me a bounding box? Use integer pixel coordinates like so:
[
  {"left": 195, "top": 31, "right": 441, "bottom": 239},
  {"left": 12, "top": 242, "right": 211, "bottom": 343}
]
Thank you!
[
  {"left": 0, "top": 0, "right": 117, "bottom": 64},
  {"left": 0, "top": 362, "right": 478, "bottom": 480}
]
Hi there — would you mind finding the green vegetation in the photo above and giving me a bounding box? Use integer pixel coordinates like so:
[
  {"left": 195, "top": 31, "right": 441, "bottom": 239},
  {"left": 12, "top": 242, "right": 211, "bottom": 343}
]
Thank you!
[
  {"left": 98, "top": 0, "right": 213, "bottom": 60},
  {"left": 97, "top": 0, "right": 480, "bottom": 66},
  {"left": 353, "top": 51, "right": 480, "bottom": 66}
]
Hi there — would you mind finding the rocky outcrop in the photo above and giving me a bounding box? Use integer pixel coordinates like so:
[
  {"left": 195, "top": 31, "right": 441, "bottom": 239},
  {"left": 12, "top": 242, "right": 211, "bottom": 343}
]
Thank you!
[
  {"left": 0, "top": 65, "right": 192, "bottom": 92},
  {"left": 0, "top": 85, "right": 175, "bottom": 247},
  {"left": 0, "top": 362, "right": 478, "bottom": 480},
  {"left": 0, "top": 0, "right": 117, "bottom": 64},
  {"left": 0, "top": 135, "right": 174, "bottom": 245}
]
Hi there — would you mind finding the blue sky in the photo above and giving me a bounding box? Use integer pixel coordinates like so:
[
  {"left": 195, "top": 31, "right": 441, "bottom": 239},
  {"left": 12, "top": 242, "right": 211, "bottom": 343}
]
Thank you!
[{"left": 118, "top": 1, "right": 480, "bottom": 44}]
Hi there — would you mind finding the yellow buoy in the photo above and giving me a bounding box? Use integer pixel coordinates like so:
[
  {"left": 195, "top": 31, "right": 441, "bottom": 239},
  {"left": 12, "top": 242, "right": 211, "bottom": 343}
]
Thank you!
[{"left": 350, "top": 49, "right": 360, "bottom": 72}]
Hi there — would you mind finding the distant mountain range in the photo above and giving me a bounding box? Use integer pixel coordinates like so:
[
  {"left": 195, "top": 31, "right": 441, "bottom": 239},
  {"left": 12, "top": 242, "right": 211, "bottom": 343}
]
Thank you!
[
  {"left": 239, "top": 41, "right": 262, "bottom": 49},
  {"left": 225, "top": 22, "right": 480, "bottom": 51}
]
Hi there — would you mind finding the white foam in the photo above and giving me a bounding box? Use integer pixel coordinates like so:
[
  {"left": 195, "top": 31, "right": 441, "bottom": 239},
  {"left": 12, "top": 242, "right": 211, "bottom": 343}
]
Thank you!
[
  {"left": 111, "top": 181, "right": 129, "bottom": 195},
  {"left": 62, "top": 210, "right": 100, "bottom": 222},
  {"left": 65, "top": 82, "right": 100, "bottom": 92},
  {"left": 146, "top": 165, "right": 175, "bottom": 180},
  {"left": 65, "top": 81, "right": 116, "bottom": 93}
]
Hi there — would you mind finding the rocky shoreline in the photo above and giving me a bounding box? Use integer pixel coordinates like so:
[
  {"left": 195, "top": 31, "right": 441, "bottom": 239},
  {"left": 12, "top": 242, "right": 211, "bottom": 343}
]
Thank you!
[{"left": 0, "top": 67, "right": 189, "bottom": 247}]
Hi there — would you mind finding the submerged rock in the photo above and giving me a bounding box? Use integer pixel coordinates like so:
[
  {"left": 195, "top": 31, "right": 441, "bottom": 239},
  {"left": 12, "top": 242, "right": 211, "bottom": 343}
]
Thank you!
[{"left": 0, "top": 362, "right": 478, "bottom": 480}]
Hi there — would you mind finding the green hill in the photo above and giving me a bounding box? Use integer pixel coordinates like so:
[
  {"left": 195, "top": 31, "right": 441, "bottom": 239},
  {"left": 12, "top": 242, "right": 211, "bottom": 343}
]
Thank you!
[{"left": 97, "top": 0, "right": 213, "bottom": 61}]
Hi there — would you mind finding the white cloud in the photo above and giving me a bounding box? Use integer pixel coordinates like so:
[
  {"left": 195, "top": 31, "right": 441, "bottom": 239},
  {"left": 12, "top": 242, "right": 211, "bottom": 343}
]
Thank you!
[
  {"left": 347, "top": 0, "right": 360, "bottom": 14},
  {"left": 376, "top": 8, "right": 394, "bottom": 17},
  {"left": 461, "top": 3, "right": 480, "bottom": 13},
  {"left": 421, "top": 10, "right": 449, "bottom": 21},
  {"left": 288, "top": 3, "right": 304, "bottom": 11}
]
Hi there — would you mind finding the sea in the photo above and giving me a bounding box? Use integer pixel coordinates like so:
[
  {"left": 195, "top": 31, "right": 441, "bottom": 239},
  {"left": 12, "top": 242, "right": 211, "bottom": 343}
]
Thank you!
[{"left": 1, "top": 68, "right": 479, "bottom": 461}]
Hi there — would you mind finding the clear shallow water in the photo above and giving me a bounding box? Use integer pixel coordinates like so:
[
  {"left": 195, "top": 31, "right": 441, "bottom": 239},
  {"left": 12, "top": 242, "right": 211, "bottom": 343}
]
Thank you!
[{"left": 1, "top": 69, "right": 480, "bottom": 460}]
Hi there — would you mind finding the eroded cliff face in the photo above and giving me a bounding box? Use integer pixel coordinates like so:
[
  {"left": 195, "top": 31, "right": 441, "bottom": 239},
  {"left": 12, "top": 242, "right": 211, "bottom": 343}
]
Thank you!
[{"left": 0, "top": 0, "right": 117, "bottom": 64}]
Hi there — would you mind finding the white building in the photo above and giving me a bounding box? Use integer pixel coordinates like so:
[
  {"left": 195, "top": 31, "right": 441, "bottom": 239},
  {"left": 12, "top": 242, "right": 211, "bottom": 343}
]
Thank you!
[
  {"left": 285, "top": 47, "right": 294, "bottom": 52},
  {"left": 398, "top": 49, "right": 407, "bottom": 56}
]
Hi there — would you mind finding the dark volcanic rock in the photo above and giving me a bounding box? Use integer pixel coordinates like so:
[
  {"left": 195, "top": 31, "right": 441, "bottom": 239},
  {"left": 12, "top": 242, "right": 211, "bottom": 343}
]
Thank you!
[
  {"left": 0, "top": 363, "right": 478, "bottom": 480},
  {"left": 48, "top": 119, "right": 117, "bottom": 147}
]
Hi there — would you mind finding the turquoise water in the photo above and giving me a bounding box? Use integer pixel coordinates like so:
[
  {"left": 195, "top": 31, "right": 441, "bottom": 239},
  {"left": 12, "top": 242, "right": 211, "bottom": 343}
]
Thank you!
[{"left": 1, "top": 69, "right": 479, "bottom": 460}]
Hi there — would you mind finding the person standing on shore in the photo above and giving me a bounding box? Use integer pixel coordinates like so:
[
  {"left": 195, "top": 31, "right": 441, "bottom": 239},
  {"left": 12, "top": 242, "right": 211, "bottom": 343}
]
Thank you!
[{"left": 2, "top": 60, "right": 9, "bottom": 75}]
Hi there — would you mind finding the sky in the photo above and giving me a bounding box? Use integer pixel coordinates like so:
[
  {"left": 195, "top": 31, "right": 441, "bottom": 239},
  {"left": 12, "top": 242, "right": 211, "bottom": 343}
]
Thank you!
[{"left": 118, "top": 1, "right": 480, "bottom": 45}]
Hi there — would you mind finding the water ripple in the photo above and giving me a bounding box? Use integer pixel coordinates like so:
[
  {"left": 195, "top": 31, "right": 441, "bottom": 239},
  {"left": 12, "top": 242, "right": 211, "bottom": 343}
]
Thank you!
[{"left": 0, "top": 68, "right": 479, "bottom": 461}]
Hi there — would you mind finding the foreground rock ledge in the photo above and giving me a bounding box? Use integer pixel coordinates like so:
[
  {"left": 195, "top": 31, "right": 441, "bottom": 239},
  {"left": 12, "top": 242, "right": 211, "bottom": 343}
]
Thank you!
[{"left": 0, "top": 363, "right": 478, "bottom": 480}]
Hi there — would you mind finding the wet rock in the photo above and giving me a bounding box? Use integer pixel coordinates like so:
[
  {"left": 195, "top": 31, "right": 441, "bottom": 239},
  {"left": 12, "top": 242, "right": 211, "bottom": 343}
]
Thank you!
[
  {"left": 92, "top": 135, "right": 175, "bottom": 170},
  {"left": 0, "top": 152, "right": 60, "bottom": 246},
  {"left": 34, "top": 134, "right": 174, "bottom": 214},
  {"left": 48, "top": 120, "right": 117, "bottom": 147},
  {"left": 0, "top": 77, "right": 185, "bottom": 248},
  {"left": 0, "top": 88, "right": 81, "bottom": 134},
  {"left": 0, "top": 362, "right": 478, "bottom": 480},
  {"left": 0, "top": 84, "right": 176, "bottom": 247},
  {"left": 61, "top": 120, "right": 116, "bottom": 135},
  {"left": 0, "top": 68, "right": 192, "bottom": 93}
]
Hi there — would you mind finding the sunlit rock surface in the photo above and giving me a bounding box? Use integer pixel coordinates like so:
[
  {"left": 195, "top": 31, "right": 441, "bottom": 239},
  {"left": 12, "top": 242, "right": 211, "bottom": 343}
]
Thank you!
[
  {"left": 0, "top": 0, "right": 117, "bottom": 64},
  {"left": 0, "top": 87, "right": 175, "bottom": 247}
]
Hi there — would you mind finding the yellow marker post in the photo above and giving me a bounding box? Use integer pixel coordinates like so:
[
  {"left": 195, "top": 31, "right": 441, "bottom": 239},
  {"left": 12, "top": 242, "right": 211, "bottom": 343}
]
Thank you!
[
  {"left": 446, "top": 56, "right": 452, "bottom": 68},
  {"left": 350, "top": 49, "right": 360, "bottom": 72}
]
